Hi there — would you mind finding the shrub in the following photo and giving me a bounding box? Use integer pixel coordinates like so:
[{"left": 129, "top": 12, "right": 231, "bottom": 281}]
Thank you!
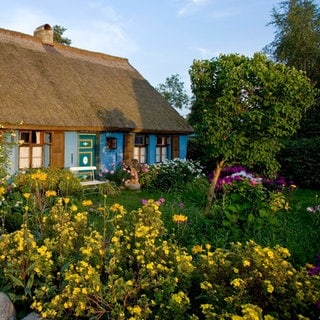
[
  {"left": 0, "top": 131, "right": 15, "bottom": 182},
  {"left": 0, "top": 183, "right": 25, "bottom": 234},
  {"left": 99, "top": 162, "right": 132, "bottom": 186},
  {"left": 140, "top": 159, "right": 204, "bottom": 192},
  {"left": 210, "top": 177, "right": 289, "bottom": 243},
  {"left": 13, "top": 167, "right": 83, "bottom": 196},
  {"left": 192, "top": 240, "right": 320, "bottom": 319},
  {"left": 0, "top": 197, "right": 196, "bottom": 319},
  {"left": 211, "top": 165, "right": 289, "bottom": 192},
  {"left": 278, "top": 137, "right": 320, "bottom": 189}
]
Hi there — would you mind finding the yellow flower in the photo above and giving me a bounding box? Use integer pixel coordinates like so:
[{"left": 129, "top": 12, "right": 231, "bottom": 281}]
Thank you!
[
  {"left": 264, "top": 280, "right": 274, "bottom": 293},
  {"left": 23, "top": 193, "right": 31, "bottom": 199},
  {"left": 128, "top": 305, "right": 142, "bottom": 316},
  {"left": 110, "top": 203, "right": 124, "bottom": 212},
  {"left": 200, "top": 281, "right": 213, "bottom": 290},
  {"left": 0, "top": 186, "right": 6, "bottom": 196},
  {"left": 45, "top": 190, "right": 57, "bottom": 197},
  {"left": 71, "top": 205, "right": 78, "bottom": 211},
  {"left": 82, "top": 199, "right": 93, "bottom": 206},
  {"left": 31, "top": 170, "right": 47, "bottom": 181},
  {"left": 172, "top": 214, "right": 188, "bottom": 224},
  {"left": 64, "top": 197, "right": 70, "bottom": 204},
  {"left": 230, "top": 278, "right": 245, "bottom": 288},
  {"left": 243, "top": 259, "right": 251, "bottom": 267},
  {"left": 192, "top": 245, "right": 203, "bottom": 254},
  {"left": 34, "top": 266, "right": 41, "bottom": 273},
  {"left": 126, "top": 280, "right": 134, "bottom": 286},
  {"left": 82, "top": 288, "right": 87, "bottom": 294},
  {"left": 146, "top": 262, "right": 154, "bottom": 270}
]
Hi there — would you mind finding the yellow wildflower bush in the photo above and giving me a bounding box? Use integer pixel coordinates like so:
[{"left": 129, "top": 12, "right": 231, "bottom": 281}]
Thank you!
[
  {"left": 95, "top": 199, "right": 195, "bottom": 320},
  {"left": 0, "top": 196, "right": 196, "bottom": 319},
  {"left": 13, "top": 167, "right": 82, "bottom": 197},
  {"left": 0, "top": 224, "right": 54, "bottom": 302},
  {"left": 2, "top": 188, "right": 318, "bottom": 319},
  {"left": 192, "top": 240, "right": 320, "bottom": 319}
]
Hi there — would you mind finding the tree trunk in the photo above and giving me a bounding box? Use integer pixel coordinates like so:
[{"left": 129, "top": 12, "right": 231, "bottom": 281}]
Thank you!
[{"left": 204, "top": 160, "right": 225, "bottom": 216}]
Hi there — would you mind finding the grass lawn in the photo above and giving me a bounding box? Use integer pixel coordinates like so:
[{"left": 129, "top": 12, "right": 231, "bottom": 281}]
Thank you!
[{"left": 86, "top": 186, "right": 320, "bottom": 269}]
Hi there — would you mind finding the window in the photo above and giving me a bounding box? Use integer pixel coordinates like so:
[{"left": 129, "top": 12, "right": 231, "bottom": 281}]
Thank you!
[
  {"left": 134, "top": 134, "right": 148, "bottom": 163},
  {"left": 19, "top": 131, "right": 51, "bottom": 169},
  {"left": 106, "top": 137, "right": 117, "bottom": 149},
  {"left": 156, "top": 135, "right": 171, "bottom": 162}
]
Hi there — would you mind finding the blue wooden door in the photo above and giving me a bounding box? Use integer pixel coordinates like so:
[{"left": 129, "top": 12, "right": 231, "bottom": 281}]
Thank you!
[{"left": 79, "top": 134, "right": 96, "bottom": 167}]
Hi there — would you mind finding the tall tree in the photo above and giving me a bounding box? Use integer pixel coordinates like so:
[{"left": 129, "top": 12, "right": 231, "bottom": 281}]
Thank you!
[
  {"left": 264, "top": 0, "right": 320, "bottom": 86},
  {"left": 265, "top": 0, "right": 320, "bottom": 188},
  {"left": 156, "top": 74, "right": 189, "bottom": 110},
  {"left": 53, "top": 25, "right": 72, "bottom": 46},
  {"left": 189, "top": 53, "right": 316, "bottom": 215}
]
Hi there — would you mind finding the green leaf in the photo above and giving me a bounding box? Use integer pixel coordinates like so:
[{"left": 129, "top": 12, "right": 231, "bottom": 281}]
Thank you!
[
  {"left": 9, "top": 275, "right": 24, "bottom": 288},
  {"left": 248, "top": 213, "right": 255, "bottom": 223},
  {"left": 26, "top": 274, "right": 34, "bottom": 289},
  {"left": 259, "top": 208, "right": 269, "bottom": 217},
  {"left": 61, "top": 262, "right": 71, "bottom": 272},
  {"left": 26, "top": 261, "right": 37, "bottom": 273},
  {"left": 226, "top": 211, "right": 238, "bottom": 223},
  {"left": 226, "top": 205, "right": 238, "bottom": 213},
  {"left": 222, "top": 220, "right": 231, "bottom": 227}
]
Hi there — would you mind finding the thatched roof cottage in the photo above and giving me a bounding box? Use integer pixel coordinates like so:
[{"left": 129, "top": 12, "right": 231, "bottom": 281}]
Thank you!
[{"left": 0, "top": 24, "right": 193, "bottom": 175}]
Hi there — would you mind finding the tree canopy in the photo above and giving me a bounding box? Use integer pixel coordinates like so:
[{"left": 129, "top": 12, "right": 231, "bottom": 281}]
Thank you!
[
  {"left": 53, "top": 25, "right": 72, "bottom": 46},
  {"left": 156, "top": 74, "right": 189, "bottom": 110},
  {"left": 188, "top": 53, "right": 316, "bottom": 214},
  {"left": 264, "top": 0, "right": 320, "bottom": 139},
  {"left": 265, "top": 0, "right": 320, "bottom": 86}
]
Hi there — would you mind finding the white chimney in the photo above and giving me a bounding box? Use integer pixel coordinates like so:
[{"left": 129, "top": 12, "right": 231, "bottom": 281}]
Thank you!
[{"left": 33, "top": 24, "right": 53, "bottom": 45}]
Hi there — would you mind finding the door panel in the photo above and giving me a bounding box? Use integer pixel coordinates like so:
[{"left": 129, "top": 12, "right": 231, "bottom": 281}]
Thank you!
[{"left": 79, "top": 134, "right": 96, "bottom": 167}]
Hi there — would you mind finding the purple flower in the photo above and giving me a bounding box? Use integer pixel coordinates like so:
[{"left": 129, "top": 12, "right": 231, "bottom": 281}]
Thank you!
[{"left": 141, "top": 199, "right": 147, "bottom": 205}]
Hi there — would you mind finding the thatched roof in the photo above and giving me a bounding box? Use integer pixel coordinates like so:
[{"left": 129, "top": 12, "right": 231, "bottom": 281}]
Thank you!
[{"left": 0, "top": 26, "right": 193, "bottom": 134}]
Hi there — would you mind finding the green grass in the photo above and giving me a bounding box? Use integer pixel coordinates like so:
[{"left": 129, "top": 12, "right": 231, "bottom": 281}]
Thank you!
[
  {"left": 86, "top": 186, "right": 320, "bottom": 268},
  {"left": 276, "top": 188, "right": 320, "bottom": 266}
]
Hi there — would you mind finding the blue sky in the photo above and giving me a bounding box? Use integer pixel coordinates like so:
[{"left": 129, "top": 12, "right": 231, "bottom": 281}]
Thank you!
[{"left": 1, "top": 0, "right": 279, "bottom": 112}]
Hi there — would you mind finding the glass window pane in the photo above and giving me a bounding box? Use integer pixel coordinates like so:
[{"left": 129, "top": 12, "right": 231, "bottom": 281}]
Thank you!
[
  {"left": 19, "top": 146, "right": 30, "bottom": 168},
  {"left": 32, "top": 146, "right": 42, "bottom": 168}
]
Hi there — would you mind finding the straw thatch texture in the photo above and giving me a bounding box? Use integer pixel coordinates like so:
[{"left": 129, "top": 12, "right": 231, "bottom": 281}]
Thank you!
[{"left": 0, "top": 27, "right": 193, "bottom": 134}]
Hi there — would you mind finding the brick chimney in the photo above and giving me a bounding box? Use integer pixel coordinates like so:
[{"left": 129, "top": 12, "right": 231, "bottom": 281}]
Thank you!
[{"left": 33, "top": 24, "right": 53, "bottom": 45}]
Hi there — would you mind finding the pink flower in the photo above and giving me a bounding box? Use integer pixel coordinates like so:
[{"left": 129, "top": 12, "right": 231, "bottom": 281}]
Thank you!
[{"left": 156, "top": 198, "right": 165, "bottom": 205}]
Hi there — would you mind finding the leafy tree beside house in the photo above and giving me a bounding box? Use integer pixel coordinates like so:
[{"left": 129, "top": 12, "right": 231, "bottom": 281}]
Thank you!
[{"left": 188, "top": 53, "right": 316, "bottom": 215}]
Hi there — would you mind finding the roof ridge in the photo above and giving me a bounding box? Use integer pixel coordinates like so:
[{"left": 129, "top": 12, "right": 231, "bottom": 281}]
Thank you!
[{"left": 0, "top": 26, "right": 128, "bottom": 64}]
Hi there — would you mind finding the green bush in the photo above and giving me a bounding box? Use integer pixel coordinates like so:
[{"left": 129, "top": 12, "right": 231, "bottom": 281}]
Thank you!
[
  {"left": 13, "top": 167, "right": 83, "bottom": 196},
  {"left": 0, "top": 190, "right": 320, "bottom": 319},
  {"left": 278, "top": 137, "right": 320, "bottom": 189},
  {"left": 211, "top": 179, "right": 288, "bottom": 242},
  {"left": 192, "top": 240, "right": 320, "bottom": 319},
  {"left": 0, "top": 197, "right": 195, "bottom": 319},
  {"left": 100, "top": 162, "right": 132, "bottom": 186},
  {"left": 0, "top": 131, "right": 15, "bottom": 182},
  {"left": 140, "top": 159, "right": 204, "bottom": 192}
]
